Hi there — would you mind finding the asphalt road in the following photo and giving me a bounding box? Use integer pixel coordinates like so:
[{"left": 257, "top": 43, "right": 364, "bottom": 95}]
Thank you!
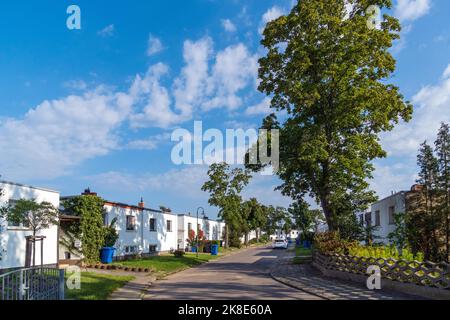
[{"left": 144, "top": 246, "right": 322, "bottom": 300}]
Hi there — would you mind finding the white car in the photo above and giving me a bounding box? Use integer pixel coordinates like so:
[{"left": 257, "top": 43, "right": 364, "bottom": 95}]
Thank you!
[{"left": 272, "top": 239, "right": 288, "bottom": 249}]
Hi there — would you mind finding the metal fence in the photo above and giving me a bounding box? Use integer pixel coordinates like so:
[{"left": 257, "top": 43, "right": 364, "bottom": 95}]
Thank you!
[{"left": 0, "top": 267, "right": 65, "bottom": 300}]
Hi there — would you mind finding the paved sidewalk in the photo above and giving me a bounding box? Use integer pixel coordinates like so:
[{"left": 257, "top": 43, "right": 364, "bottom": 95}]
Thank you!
[{"left": 270, "top": 251, "right": 422, "bottom": 300}]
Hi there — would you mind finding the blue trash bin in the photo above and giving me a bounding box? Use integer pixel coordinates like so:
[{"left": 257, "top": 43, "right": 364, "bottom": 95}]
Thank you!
[
  {"left": 211, "top": 245, "right": 219, "bottom": 256},
  {"left": 100, "top": 247, "right": 116, "bottom": 264},
  {"left": 191, "top": 246, "right": 197, "bottom": 253}
]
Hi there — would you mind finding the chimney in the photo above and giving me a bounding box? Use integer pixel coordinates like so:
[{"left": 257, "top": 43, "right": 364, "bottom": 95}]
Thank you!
[
  {"left": 411, "top": 184, "right": 424, "bottom": 192},
  {"left": 138, "top": 197, "right": 145, "bottom": 208},
  {"left": 82, "top": 188, "right": 97, "bottom": 196}
]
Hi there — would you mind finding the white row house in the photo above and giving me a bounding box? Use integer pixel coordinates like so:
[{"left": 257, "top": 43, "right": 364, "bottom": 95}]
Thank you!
[
  {"left": 0, "top": 181, "right": 60, "bottom": 272},
  {"left": 177, "top": 213, "right": 226, "bottom": 250},
  {"left": 61, "top": 189, "right": 225, "bottom": 261},
  {"left": 1, "top": 181, "right": 225, "bottom": 271}
]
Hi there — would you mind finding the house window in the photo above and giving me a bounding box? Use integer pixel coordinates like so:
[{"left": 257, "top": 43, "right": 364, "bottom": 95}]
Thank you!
[
  {"left": 149, "top": 218, "right": 156, "bottom": 232},
  {"left": 149, "top": 245, "right": 157, "bottom": 253},
  {"left": 167, "top": 220, "right": 173, "bottom": 232},
  {"left": 375, "top": 211, "right": 381, "bottom": 227},
  {"left": 389, "top": 206, "right": 395, "bottom": 225},
  {"left": 124, "top": 245, "right": 138, "bottom": 254},
  {"left": 359, "top": 215, "right": 364, "bottom": 226},
  {"left": 126, "top": 216, "right": 136, "bottom": 231}
]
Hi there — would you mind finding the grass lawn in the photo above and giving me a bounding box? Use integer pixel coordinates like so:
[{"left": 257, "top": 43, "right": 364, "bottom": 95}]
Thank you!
[
  {"left": 65, "top": 272, "right": 134, "bottom": 300},
  {"left": 293, "top": 246, "right": 313, "bottom": 265},
  {"left": 112, "top": 253, "right": 220, "bottom": 276}
]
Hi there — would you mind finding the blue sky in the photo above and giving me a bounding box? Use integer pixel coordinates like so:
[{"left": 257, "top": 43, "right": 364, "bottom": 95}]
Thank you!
[{"left": 0, "top": 0, "right": 449, "bottom": 218}]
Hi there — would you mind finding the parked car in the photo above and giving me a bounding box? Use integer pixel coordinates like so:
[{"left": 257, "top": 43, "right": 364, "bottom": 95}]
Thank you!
[{"left": 272, "top": 238, "right": 288, "bottom": 249}]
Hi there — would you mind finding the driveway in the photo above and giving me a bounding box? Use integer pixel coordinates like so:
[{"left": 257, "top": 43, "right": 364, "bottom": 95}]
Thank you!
[{"left": 144, "top": 246, "right": 322, "bottom": 300}]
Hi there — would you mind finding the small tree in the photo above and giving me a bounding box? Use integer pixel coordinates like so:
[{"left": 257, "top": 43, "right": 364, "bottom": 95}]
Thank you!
[
  {"left": 202, "top": 163, "right": 251, "bottom": 247},
  {"left": 103, "top": 217, "right": 119, "bottom": 248},
  {"left": 0, "top": 199, "right": 59, "bottom": 266},
  {"left": 388, "top": 212, "right": 407, "bottom": 255},
  {"left": 289, "top": 200, "right": 323, "bottom": 240},
  {"left": 186, "top": 229, "right": 196, "bottom": 247},
  {"left": 435, "top": 123, "right": 450, "bottom": 262},
  {"left": 0, "top": 186, "right": 8, "bottom": 261}
]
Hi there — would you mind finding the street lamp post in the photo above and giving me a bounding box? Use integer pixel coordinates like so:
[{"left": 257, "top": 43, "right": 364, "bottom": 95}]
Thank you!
[{"left": 196, "top": 207, "right": 205, "bottom": 259}]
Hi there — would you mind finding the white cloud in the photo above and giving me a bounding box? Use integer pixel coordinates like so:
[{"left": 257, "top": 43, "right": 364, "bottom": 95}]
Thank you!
[
  {"left": 0, "top": 88, "right": 132, "bottom": 180},
  {"left": 370, "top": 162, "right": 418, "bottom": 199},
  {"left": 127, "top": 133, "right": 171, "bottom": 151},
  {"left": 0, "top": 37, "right": 261, "bottom": 180},
  {"left": 203, "top": 43, "right": 258, "bottom": 111},
  {"left": 221, "top": 19, "right": 237, "bottom": 32},
  {"left": 97, "top": 24, "right": 115, "bottom": 37},
  {"left": 380, "top": 62, "right": 450, "bottom": 157},
  {"left": 63, "top": 80, "right": 87, "bottom": 91},
  {"left": 259, "top": 6, "right": 285, "bottom": 34},
  {"left": 129, "top": 63, "right": 185, "bottom": 128},
  {"left": 147, "top": 34, "right": 164, "bottom": 56},
  {"left": 173, "top": 37, "right": 213, "bottom": 119},
  {"left": 443, "top": 64, "right": 450, "bottom": 79},
  {"left": 245, "top": 98, "right": 272, "bottom": 116},
  {"left": 88, "top": 166, "right": 291, "bottom": 209},
  {"left": 395, "top": 0, "right": 431, "bottom": 22}
]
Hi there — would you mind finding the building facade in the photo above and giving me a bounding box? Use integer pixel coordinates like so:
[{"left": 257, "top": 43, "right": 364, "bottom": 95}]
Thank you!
[
  {"left": 357, "top": 191, "right": 407, "bottom": 245},
  {"left": 0, "top": 181, "right": 60, "bottom": 271},
  {"left": 177, "top": 213, "right": 225, "bottom": 250}
]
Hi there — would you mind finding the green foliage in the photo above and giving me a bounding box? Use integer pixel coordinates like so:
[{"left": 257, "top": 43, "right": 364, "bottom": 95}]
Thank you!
[
  {"left": 435, "top": 122, "right": 450, "bottom": 261},
  {"left": 347, "top": 245, "right": 424, "bottom": 262},
  {"left": 289, "top": 200, "right": 323, "bottom": 236},
  {"left": 388, "top": 212, "right": 408, "bottom": 249},
  {"left": 402, "top": 128, "right": 450, "bottom": 263},
  {"left": 249, "top": 0, "right": 412, "bottom": 232},
  {"left": 1, "top": 199, "right": 59, "bottom": 235},
  {"left": 314, "top": 231, "right": 354, "bottom": 255},
  {"left": 173, "top": 250, "right": 186, "bottom": 258},
  {"left": 63, "top": 195, "right": 106, "bottom": 264},
  {"left": 241, "top": 198, "right": 267, "bottom": 243},
  {"left": 201, "top": 162, "right": 251, "bottom": 247},
  {"left": 103, "top": 217, "right": 119, "bottom": 248}
]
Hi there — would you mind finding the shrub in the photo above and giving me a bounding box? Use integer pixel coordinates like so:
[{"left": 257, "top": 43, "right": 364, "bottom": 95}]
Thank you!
[
  {"left": 173, "top": 250, "right": 185, "bottom": 257},
  {"left": 314, "top": 232, "right": 354, "bottom": 255}
]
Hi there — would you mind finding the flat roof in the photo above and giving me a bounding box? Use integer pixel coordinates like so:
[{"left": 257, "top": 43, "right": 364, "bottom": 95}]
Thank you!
[
  {"left": 177, "top": 213, "right": 222, "bottom": 223},
  {"left": 0, "top": 180, "right": 60, "bottom": 194}
]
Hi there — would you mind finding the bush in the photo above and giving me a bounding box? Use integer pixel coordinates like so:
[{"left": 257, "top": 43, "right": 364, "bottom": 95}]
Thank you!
[
  {"left": 173, "top": 250, "right": 186, "bottom": 257},
  {"left": 314, "top": 232, "right": 354, "bottom": 255},
  {"left": 348, "top": 244, "right": 424, "bottom": 262}
]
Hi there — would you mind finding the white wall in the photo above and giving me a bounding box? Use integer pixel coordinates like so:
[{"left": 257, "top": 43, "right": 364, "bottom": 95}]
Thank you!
[
  {"left": 370, "top": 192, "right": 406, "bottom": 244},
  {"left": 177, "top": 215, "right": 224, "bottom": 249},
  {"left": 104, "top": 204, "right": 179, "bottom": 256},
  {"left": 0, "top": 181, "right": 60, "bottom": 270}
]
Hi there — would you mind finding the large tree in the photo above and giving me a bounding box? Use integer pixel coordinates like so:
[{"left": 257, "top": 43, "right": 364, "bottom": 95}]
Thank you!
[
  {"left": 417, "top": 141, "right": 441, "bottom": 260},
  {"left": 242, "top": 198, "right": 267, "bottom": 243},
  {"left": 201, "top": 163, "right": 251, "bottom": 247},
  {"left": 289, "top": 200, "right": 323, "bottom": 238},
  {"left": 435, "top": 123, "right": 450, "bottom": 261},
  {"left": 253, "top": 0, "right": 413, "bottom": 231}
]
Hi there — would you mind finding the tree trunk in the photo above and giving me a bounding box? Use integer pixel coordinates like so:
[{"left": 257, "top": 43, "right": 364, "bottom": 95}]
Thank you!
[
  {"left": 32, "top": 230, "right": 36, "bottom": 267},
  {"left": 320, "top": 195, "right": 335, "bottom": 231},
  {"left": 225, "top": 225, "right": 229, "bottom": 248}
]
